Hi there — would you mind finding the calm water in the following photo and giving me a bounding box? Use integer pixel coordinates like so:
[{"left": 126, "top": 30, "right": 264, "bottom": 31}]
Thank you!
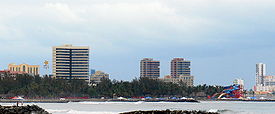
[{"left": 1, "top": 101, "right": 275, "bottom": 114}]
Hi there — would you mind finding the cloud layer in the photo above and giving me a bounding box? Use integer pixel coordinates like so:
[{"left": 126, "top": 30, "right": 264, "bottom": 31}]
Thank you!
[{"left": 0, "top": 0, "right": 275, "bottom": 88}]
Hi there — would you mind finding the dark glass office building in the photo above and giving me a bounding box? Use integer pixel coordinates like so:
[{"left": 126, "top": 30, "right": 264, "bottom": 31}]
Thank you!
[{"left": 52, "top": 44, "right": 89, "bottom": 80}]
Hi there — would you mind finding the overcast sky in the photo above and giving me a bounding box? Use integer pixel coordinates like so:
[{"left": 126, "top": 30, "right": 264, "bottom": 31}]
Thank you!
[{"left": 0, "top": 0, "right": 275, "bottom": 89}]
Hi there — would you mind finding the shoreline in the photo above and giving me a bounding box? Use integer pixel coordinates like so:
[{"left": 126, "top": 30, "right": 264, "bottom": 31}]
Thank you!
[
  {"left": 0, "top": 98, "right": 199, "bottom": 103},
  {"left": 121, "top": 109, "right": 219, "bottom": 114},
  {"left": 1, "top": 98, "right": 275, "bottom": 103}
]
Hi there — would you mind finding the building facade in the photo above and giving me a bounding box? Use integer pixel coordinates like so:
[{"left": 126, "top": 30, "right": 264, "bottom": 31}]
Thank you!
[
  {"left": 233, "top": 78, "right": 244, "bottom": 91},
  {"left": 162, "top": 75, "right": 194, "bottom": 86},
  {"left": 90, "top": 69, "right": 96, "bottom": 75},
  {"left": 256, "top": 63, "right": 266, "bottom": 86},
  {"left": 263, "top": 76, "right": 275, "bottom": 86},
  {"left": 8, "top": 63, "right": 40, "bottom": 75},
  {"left": 171, "top": 58, "right": 191, "bottom": 78},
  {"left": 52, "top": 44, "right": 89, "bottom": 80},
  {"left": 0, "top": 70, "right": 27, "bottom": 79},
  {"left": 90, "top": 71, "right": 109, "bottom": 83},
  {"left": 140, "top": 58, "right": 160, "bottom": 79}
]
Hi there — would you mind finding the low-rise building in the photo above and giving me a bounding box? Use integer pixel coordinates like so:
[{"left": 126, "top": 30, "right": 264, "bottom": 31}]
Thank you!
[
  {"left": 263, "top": 76, "right": 275, "bottom": 86},
  {"left": 254, "top": 76, "right": 275, "bottom": 93},
  {"left": 8, "top": 63, "right": 40, "bottom": 76},
  {"left": 233, "top": 78, "right": 244, "bottom": 91},
  {"left": 0, "top": 70, "right": 27, "bottom": 79},
  {"left": 90, "top": 69, "right": 96, "bottom": 75},
  {"left": 90, "top": 71, "right": 109, "bottom": 83},
  {"left": 161, "top": 75, "right": 194, "bottom": 86}
]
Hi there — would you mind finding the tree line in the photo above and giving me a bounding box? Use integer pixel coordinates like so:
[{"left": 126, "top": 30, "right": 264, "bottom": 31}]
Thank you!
[{"left": 0, "top": 73, "right": 223, "bottom": 98}]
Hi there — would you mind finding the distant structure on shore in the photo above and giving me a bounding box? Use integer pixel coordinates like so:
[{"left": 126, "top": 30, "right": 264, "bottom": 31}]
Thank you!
[
  {"left": 161, "top": 58, "right": 193, "bottom": 86},
  {"left": 211, "top": 78, "right": 244, "bottom": 99},
  {"left": 90, "top": 69, "right": 96, "bottom": 75},
  {"left": 0, "top": 70, "right": 26, "bottom": 78},
  {"left": 52, "top": 44, "right": 89, "bottom": 81},
  {"left": 8, "top": 63, "right": 40, "bottom": 76},
  {"left": 256, "top": 63, "right": 266, "bottom": 86},
  {"left": 171, "top": 58, "right": 191, "bottom": 78},
  {"left": 254, "top": 63, "right": 275, "bottom": 94},
  {"left": 233, "top": 78, "right": 244, "bottom": 91},
  {"left": 90, "top": 71, "right": 110, "bottom": 83},
  {"left": 140, "top": 58, "right": 194, "bottom": 86},
  {"left": 162, "top": 75, "right": 194, "bottom": 86},
  {"left": 140, "top": 58, "right": 160, "bottom": 79}
]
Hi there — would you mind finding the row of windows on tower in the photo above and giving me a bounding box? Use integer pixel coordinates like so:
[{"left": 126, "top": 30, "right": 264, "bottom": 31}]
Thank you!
[
  {"left": 56, "top": 57, "right": 88, "bottom": 58},
  {"left": 56, "top": 65, "right": 89, "bottom": 67},
  {"left": 55, "top": 48, "right": 88, "bottom": 50},
  {"left": 56, "top": 62, "right": 88, "bottom": 64},
  {"left": 55, "top": 51, "right": 89, "bottom": 53},
  {"left": 55, "top": 59, "right": 88, "bottom": 61},
  {"left": 56, "top": 54, "right": 89, "bottom": 56}
]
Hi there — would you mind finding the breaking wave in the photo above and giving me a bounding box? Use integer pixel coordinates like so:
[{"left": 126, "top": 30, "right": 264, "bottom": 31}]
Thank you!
[{"left": 46, "top": 109, "right": 117, "bottom": 114}]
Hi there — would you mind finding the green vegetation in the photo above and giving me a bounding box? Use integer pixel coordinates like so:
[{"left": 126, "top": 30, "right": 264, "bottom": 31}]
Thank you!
[{"left": 0, "top": 74, "right": 223, "bottom": 98}]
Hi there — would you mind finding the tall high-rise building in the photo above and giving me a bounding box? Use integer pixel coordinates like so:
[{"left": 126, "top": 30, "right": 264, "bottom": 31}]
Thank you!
[
  {"left": 171, "top": 58, "right": 191, "bottom": 78},
  {"left": 140, "top": 58, "right": 160, "bottom": 79},
  {"left": 52, "top": 44, "right": 89, "bottom": 80},
  {"left": 256, "top": 63, "right": 266, "bottom": 86},
  {"left": 8, "top": 63, "right": 40, "bottom": 75}
]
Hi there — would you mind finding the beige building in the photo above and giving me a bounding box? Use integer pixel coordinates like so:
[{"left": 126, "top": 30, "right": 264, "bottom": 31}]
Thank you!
[
  {"left": 254, "top": 76, "right": 275, "bottom": 93},
  {"left": 90, "top": 71, "right": 109, "bottom": 83},
  {"left": 52, "top": 44, "right": 89, "bottom": 80},
  {"left": 161, "top": 75, "right": 194, "bottom": 86},
  {"left": 171, "top": 58, "right": 191, "bottom": 78},
  {"left": 8, "top": 63, "right": 40, "bottom": 75},
  {"left": 140, "top": 58, "right": 160, "bottom": 79}
]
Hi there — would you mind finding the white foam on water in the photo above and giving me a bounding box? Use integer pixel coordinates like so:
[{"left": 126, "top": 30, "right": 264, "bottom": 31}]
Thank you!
[
  {"left": 208, "top": 109, "right": 218, "bottom": 113},
  {"left": 134, "top": 101, "right": 144, "bottom": 104},
  {"left": 46, "top": 109, "right": 71, "bottom": 113},
  {"left": 78, "top": 101, "right": 142, "bottom": 105},
  {"left": 67, "top": 109, "right": 117, "bottom": 114},
  {"left": 47, "top": 109, "right": 118, "bottom": 114},
  {"left": 78, "top": 102, "right": 102, "bottom": 105},
  {"left": 22, "top": 101, "right": 275, "bottom": 114}
]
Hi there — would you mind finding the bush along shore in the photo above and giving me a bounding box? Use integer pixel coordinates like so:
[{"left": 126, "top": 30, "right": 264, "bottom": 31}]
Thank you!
[
  {"left": 0, "top": 74, "right": 223, "bottom": 98},
  {"left": 121, "top": 109, "right": 219, "bottom": 114},
  {"left": 0, "top": 105, "right": 49, "bottom": 114}
]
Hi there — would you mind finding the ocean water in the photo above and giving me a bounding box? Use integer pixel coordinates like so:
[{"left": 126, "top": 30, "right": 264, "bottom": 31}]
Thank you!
[{"left": 1, "top": 101, "right": 275, "bottom": 114}]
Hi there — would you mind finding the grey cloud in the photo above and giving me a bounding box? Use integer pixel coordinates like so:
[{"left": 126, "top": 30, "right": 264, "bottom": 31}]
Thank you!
[{"left": 0, "top": 0, "right": 275, "bottom": 87}]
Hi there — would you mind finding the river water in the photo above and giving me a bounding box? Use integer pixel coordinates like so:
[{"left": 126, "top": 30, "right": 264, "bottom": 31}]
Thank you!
[{"left": 1, "top": 101, "right": 275, "bottom": 114}]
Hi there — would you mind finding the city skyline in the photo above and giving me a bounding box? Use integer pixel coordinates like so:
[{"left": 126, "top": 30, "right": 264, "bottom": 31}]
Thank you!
[{"left": 1, "top": 0, "right": 275, "bottom": 89}]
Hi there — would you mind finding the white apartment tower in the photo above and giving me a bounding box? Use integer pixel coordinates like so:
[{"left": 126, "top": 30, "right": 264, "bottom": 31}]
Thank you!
[{"left": 256, "top": 63, "right": 266, "bottom": 86}]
